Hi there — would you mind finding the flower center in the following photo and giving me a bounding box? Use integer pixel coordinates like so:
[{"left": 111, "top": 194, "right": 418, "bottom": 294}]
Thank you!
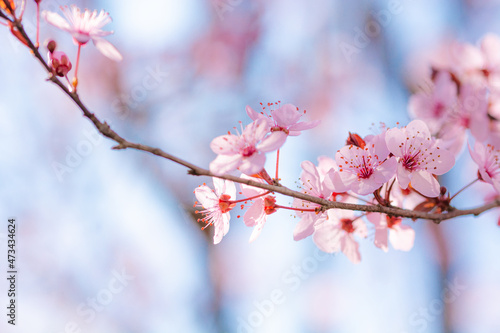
[
  {"left": 241, "top": 145, "right": 257, "bottom": 157},
  {"left": 386, "top": 215, "right": 401, "bottom": 229},
  {"left": 402, "top": 151, "right": 421, "bottom": 171},
  {"left": 218, "top": 194, "right": 235, "bottom": 213},
  {"left": 357, "top": 156, "right": 374, "bottom": 179},
  {"left": 271, "top": 126, "right": 289, "bottom": 135},
  {"left": 340, "top": 218, "right": 355, "bottom": 233},
  {"left": 264, "top": 196, "right": 277, "bottom": 215}
]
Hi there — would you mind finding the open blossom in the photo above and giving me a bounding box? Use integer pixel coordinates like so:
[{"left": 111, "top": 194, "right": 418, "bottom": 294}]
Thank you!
[
  {"left": 246, "top": 103, "right": 320, "bottom": 136},
  {"left": 240, "top": 175, "right": 277, "bottom": 242},
  {"left": 292, "top": 157, "right": 347, "bottom": 241},
  {"left": 194, "top": 178, "right": 236, "bottom": 244},
  {"left": 469, "top": 142, "right": 500, "bottom": 193},
  {"left": 210, "top": 119, "right": 286, "bottom": 176},
  {"left": 42, "top": 5, "right": 122, "bottom": 61},
  {"left": 336, "top": 132, "right": 397, "bottom": 195},
  {"left": 313, "top": 209, "right": 367, "bottom": 264},
  {"left": 386, "top": 120, "right": 455, "bottom": 197}
]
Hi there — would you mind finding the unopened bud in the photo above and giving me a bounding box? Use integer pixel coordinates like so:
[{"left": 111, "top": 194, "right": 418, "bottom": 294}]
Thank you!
[
  {"left": 46, "top": 39, "right": 56, "bottom": 53},
  {"left": 48, "top": 51, "right": 72, "bottom": 77}
]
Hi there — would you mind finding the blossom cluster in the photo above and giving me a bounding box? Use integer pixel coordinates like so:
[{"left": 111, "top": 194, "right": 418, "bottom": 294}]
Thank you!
[{"left": 194, "top": 101, "right": 459, "bottom": 263}]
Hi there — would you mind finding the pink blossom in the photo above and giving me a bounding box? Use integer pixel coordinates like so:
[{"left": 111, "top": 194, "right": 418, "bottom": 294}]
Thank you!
[
  {"left": 42, "top": 5, "right": 122, "bottom": 61},
  {"left": 408, "top": 71, "right": 458, "bottom": 134},
  {"left": 239, "top": 175, "right": 277, "bottom": 242},
  {"left": 210, "top": 119, "right": 287, "bottom": 176},
  {"left": 292, "top": 157, "right": 347, "bottom": 241},
  {"left": 437, "top": 83, "right": 489, "bottom": 156},
  {"left": 386, "top": 120, "right": 455, "bottom": 197},
  {"left": 367, "top": 181, "right": 415, "bottom": 252},
  {"left": 313, "top": 210, "right": 367, "bottom": 264},
  {"left": 480, "top": 33, "right": 500, "bottom": 90},
  {"left": 246, "top": 103, "right": 320, "bottom": 136},
  {"left": 48, "top": 50, "right": 72, "bottom": 77},
  {"left": 469, "top": 142, "right": 500, "bottom": 193},
  {"left": 367, "top": 213, "right": 415, "bottom": 252},
  {"left": 194, "top": 178, "right": 236, "bottom": 244},
  {"left": 335, "top": 132, "right": 397, "bottom": 195}
]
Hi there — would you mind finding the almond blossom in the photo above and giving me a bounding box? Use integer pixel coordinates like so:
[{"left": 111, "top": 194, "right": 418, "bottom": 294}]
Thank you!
[
  {"left": 335, "top": 131, "right": 397, "bottom": 195},
  {"left": 469, "top": 141, "right": 500, "bottom": 193},
  {"left": 210, "top": 118, "right": 286, "bottom": 176},
  {"left": 246, "top": 103, "right": 320, "bottom": 136},
  {"left": 194, "top": 178, "right": 236, "bottom": 244},
  {"left": 386, "top": 120, "right": 455, "bottom": 197},
  {"left": 313, "top": 209, "right": 367, "bottom": 264},
  {"left": 239, "top": 175, "right": 277, "bottom": 242}
]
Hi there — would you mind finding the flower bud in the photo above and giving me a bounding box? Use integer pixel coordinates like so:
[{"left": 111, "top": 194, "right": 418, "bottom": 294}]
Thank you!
[
  {"left": 48, "top": 51, "right": 72, "bottom": 77},
  {"left": 46, "top": 39, "right": 56, "bottom": 53}
]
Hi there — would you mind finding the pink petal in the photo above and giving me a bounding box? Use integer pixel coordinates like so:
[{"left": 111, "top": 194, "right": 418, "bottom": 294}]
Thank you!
[
  {"left": 424, "top": 147, "right": 455, "bottom": 175},
  {"left": 213, "top": 212, "right": 230, "bottom": 244},
  {"left": 374, "top": 157, "right": 397, "bottom": 183},
  {"left": 410, "top": 170, "right": 441, "bottom": 197},
  {"left": 210, "top": 134, "right": 241, "bottom": 155},
  {"left": 243, "top": 199, "right": 265, "bottom": 227},
  {"left": 213, "top": 178, "right": 236, "bottom": 198},
  {"left": 374, "top": 227, "right": 389, "bottom": 252},
  {"left": 245, "top": 119, "right": 269, "bottom": 142},
  {"left": 240, "top": 175, "right": 266, "bottom": 197},
  {"left": 288, "top": 119, "right": 321, "bottom": 135},
  {"left": 340, "top": 234, "right": 361, "bottom": 264},
  {"left": 294, "top": 214, "right": 318, "bottom": 241},
  {"left": 42, "top": 11, "right": 72, "bottom": 31},
  {"left": 238, "top": 153, "right": 266, "bottom": 175},
  {"left": 312, "top": 222, "right": 342, "bottom": 253},
  {"left": 481, "top": 33, "right": 500, "bottom": 66},
  {"left": 385, "top": 127, "right": 405, "bottom": 157},
  {"left": 257, "top": 131, "right": 287, "bottom": 152},
  {"left": 194, "top": 185, "right": 218, "bottom": 208},
  {"left": 246, "top": 105, "right": 260, "bottom": 121},
  {"left": 396, "top": 164, "right": 411, "bottom": 189},
  {"left": 389, "top": 225, "right": 415, "bottom": 251},
  {"left": 323, "top": 169, "right": 349, "bottom": 193},
  {"left": 209, "top": 154, "right": 242, "bottom": 175},
  {"left": 271, "top": 104, "right": 301, "bottom": 127},
  {"left": 93, "top": 37, "right": 123, "bottom": 62}
]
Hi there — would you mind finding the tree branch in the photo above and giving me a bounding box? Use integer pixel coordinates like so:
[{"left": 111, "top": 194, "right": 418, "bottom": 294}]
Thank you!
[{"left": 11, "top": 20, "right": 500, "bottom": 223}]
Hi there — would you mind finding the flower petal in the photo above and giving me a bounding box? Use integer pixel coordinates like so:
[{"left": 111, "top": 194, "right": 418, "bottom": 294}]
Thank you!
[
  {"left": 93, "top": 37, "right": 123, "bottom": 61},
  {"left": 209, "top": 154, "right": 242, "bottom": 175},
  {"left": 238, "top": 152, "right": 266, "bottom": 175},
  {"left": 411, "top": 170, "right": 441, "bottom": 197},
  {"left": 313, "top": 221, "right": 342, "bottom": 253},
  {"left": 257, "top": 131, "right": 287, "bottom": 152},
  {"left": 271, "top": 104, "right": 302, "bottom": 127},
  {"left": 42, "top": 11, "right": 72, "bottom": 31},
  {"left": 389, "top": 224, "right": 415, "bottom": 251}
]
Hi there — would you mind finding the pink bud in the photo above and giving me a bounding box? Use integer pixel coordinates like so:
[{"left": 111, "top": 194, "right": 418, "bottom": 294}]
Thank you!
[{"left": 48, "top": 51, "right": 72, "bottom": 77}]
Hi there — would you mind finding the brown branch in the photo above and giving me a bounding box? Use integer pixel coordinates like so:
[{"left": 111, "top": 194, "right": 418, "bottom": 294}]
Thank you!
[{"left": 11, "top": 20, "right": 500, "bottom": 223}]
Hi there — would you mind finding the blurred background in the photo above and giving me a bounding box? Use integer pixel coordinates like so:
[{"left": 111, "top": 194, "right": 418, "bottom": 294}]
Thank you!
[{"left": 1, "top": 0, "right": 500, "bottom": 332}]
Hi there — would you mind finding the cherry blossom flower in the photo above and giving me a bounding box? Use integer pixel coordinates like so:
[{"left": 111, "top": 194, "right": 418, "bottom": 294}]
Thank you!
[
  {"left": 335, "top": 132, "right": 397, "bottom": 195},
  {"left": 313, "top": 209, "right": 367, "bottom": 264},
  {"left": 48, "top": 50, "right": 72, "bottom": 77},
  {"left": 438, "top": 83, "right": 489, "bottom": 156},
  {"left": 480, "top": 33, "right": 500, "bottom": 90},
  {"left": 210, "top": 119, "right": 286, "bottom": 176},
  {"left": 469, "top": 141, "right": 500, "bottom": 193},
  {"left": 292, "top": 157, "right": 347, "bottom": 241},
  {"left": 408, "top": 71, "right": 458, "bottom": 134},
  {"left": 194, "top": 178, "right": 236, "bottom": 244},
  {"left": 246, "top": 103, "right": 320, "bottom": 136},
  {"left": 367, "top": 213, "right": 415, "bottom": 252},
  {"left": 239, "top": 175, "right": 277, "bottom": 242},
  {"left": 386, "top": 120, "right": 455, "bottom": 197},
  {"left": 367, "top": 180, "right": 415, "bottom": 252},
  {"left": 42, "top": 5, "right": 122, "bottom": 61}
]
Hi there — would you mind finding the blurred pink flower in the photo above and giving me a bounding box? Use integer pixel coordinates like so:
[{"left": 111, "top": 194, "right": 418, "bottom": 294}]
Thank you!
[
  {"left": 469, "top": 142, "right": 500, "bottom": 193},
  {"left": 386, "top": 120, "right": 455, "bottom": 197},
  {"left": 42, "top": 5, "right": 122, "bottom": 61},
  {"left": 313, "top": 209, "right": 367, "bottom": 264},
  {"left": 408, "top": 71, "right": 458, "bottom": 134},
  {"left": 210, "top": 119, "right": 286, "bottom": 176},
  {"left": 246, "top": 103, "right": 320, "bottom": 136},
  {"left": 368, "top": 213, "right": 415, "bottom": 252},
  {"left": 336, "top": 132, "right": 397, "bottom": 195},
  {"left": 195, "top": 178, "right": 236, "bottom": 244}
]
